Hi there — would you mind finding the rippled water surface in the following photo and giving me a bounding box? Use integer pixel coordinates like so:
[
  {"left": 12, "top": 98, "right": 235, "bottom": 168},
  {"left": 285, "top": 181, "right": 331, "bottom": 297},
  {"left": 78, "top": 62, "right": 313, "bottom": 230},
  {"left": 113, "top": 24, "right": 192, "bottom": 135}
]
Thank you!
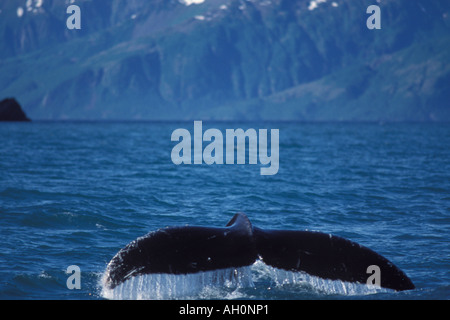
[{"left": 1, "top": 122, "right": 449, "bottom": 299}]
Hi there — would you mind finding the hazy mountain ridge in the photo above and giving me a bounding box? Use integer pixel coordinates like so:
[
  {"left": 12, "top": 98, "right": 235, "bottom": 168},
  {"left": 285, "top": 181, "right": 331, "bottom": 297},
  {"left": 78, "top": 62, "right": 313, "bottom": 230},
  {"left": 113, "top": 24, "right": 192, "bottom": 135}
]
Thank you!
[{"left": 1, "top": 0, "right": 449, "bottom": 120}]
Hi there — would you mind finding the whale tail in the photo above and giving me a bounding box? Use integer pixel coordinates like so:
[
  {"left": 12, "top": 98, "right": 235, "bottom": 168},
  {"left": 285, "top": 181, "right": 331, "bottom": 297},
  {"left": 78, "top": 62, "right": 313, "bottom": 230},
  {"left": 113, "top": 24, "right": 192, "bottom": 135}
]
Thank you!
[{"left": 104, "top": 213, "right": 414, "bottom": 291}]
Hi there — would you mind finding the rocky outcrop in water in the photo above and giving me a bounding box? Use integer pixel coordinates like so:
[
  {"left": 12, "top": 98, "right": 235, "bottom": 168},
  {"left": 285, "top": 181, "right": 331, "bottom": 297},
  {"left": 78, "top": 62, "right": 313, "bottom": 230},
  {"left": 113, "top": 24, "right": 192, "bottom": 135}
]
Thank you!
[{"left": 0, "top": 98, "right": 31, "bottom": 122}]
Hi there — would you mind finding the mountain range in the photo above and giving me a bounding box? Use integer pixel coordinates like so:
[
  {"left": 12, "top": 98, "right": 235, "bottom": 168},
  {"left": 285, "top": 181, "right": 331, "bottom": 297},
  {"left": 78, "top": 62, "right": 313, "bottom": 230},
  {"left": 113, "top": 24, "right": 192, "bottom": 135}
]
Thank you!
[{"left": 1, "top": 0, "right": 449, "bottom": 121}]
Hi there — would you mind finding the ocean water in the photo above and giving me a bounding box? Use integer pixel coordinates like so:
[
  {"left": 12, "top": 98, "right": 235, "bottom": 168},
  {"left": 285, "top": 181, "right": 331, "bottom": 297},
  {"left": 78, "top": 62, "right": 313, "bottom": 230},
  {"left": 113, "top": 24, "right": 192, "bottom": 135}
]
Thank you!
[{"left": 0, "top": 121, "right": 449, "bottom": 300}]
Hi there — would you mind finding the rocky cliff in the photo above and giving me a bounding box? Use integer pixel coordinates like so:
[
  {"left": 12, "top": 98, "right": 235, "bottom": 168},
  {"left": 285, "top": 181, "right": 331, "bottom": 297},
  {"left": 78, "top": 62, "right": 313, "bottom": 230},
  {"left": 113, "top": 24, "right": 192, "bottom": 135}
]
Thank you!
[{"left": 1, "top": 0, "right": 449, "bottom": 121}]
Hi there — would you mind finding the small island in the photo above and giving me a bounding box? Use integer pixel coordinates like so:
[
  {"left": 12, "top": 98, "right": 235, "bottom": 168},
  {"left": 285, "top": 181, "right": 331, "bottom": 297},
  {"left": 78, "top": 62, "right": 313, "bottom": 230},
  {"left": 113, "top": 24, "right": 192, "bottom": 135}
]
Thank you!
[{"left": 0, "top": 98, "right": 31, "bottom": 121}]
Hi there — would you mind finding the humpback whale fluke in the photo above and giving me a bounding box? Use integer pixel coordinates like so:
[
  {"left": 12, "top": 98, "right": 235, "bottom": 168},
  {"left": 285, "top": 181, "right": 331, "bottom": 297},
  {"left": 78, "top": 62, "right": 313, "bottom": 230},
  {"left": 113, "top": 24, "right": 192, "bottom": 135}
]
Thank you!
[{"left": 103, "top": 213, "right": 415, "bottom": 292}]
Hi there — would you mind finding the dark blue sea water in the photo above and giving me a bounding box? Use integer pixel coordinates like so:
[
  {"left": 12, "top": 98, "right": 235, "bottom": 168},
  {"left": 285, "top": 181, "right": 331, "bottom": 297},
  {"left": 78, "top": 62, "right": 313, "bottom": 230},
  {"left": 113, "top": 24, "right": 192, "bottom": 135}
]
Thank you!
[{"left": 1, "top": 121, "right": 449, "bottom": 300}]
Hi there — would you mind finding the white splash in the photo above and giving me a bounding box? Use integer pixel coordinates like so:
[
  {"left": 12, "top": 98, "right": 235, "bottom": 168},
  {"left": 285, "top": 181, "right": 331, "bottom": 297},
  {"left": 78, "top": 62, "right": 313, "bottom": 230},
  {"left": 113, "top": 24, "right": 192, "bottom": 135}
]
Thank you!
[
  {"left": 252, "top": 260, "right": 391, "bottom": 296},
  {"left": 100, "top": 260, "right": 391, "bottom": 300},
  {"left": 101, "top": 266, "right": 253, "bottom": 300},
  {"left": 26, "top": 0, "right": 44, "bottom": 14},
  {"left": 308, "top": 0, "right": 327, "bottom": 11},
  {"left": 179, "top": 0, "right": 206, "bottom": 6},
  {"left": 17, "top": 7, "right": 24, "bottom": 17}
]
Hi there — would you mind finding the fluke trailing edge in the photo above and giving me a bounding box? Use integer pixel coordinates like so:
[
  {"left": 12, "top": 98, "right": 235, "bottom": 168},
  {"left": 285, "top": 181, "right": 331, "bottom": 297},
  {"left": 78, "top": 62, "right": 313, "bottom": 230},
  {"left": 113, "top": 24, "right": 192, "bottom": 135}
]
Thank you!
[{"left": 103, "top": 213, "right": 415, "bottom": 291}]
